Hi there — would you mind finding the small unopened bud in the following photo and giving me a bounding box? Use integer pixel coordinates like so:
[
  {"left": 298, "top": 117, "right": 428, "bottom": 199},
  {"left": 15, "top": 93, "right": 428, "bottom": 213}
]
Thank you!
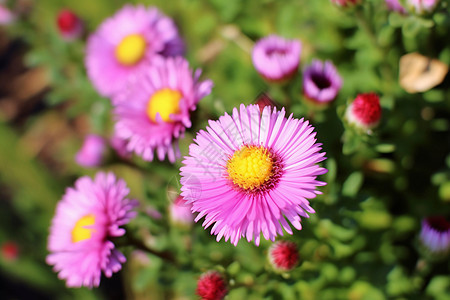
[
  {"left": 57, "top": 9, "right": 83, "bottom": 41},
  {"left": 196, "top": 271, "right": 228, "bottom": 300},
  {"left": 345, "top": 93, "right": 382, "bottom": 132},
  {"left": 75, "top": 134, "right": 106, "bottom": 168},
  {"left": 268, "top": 240, "right": 299, "bottom": 272}
]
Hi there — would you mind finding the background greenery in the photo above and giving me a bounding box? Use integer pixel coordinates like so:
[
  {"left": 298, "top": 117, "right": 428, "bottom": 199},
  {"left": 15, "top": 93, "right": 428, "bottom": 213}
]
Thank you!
[{"left": 1, "top": 0, "right": 450, "bottom": 299}]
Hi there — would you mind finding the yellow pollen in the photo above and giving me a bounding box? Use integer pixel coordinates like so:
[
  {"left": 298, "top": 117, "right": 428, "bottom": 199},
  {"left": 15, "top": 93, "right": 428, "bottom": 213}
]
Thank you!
[
  {"left": 227, "top": 145, "right": 273, "bottom": 190},
  {"left": 147, "top": 88, "right": 182, "bottom": 123},
  {"left": 71, "top": 214, "right": 96, "bottom": 243},
  {"left": 115, "top": 34, "right": 146, "bottom": 66}
]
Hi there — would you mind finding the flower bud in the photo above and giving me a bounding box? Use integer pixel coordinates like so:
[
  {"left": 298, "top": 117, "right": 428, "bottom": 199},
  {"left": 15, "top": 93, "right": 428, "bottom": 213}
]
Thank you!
[
  {"left": 268, "top": 240, "right": 299, "bottom": 272},
  {"left": 196, "top": 271, "right": 228, "bottom": 300},
  {"left": 419, "top": 216, "right": 450, "bottom": 257},
  {"left": 345, "top": 93, "right": 382, "bottom": 132},
  {"left": 303, "top": 59, "right": 342, "bottom": 106},
  {"left": 57, "top": 9, "right": 83, "bottom": 41}
]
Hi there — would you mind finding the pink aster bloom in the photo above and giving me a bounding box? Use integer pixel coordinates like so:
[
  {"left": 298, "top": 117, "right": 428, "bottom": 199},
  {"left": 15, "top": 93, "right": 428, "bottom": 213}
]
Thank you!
[
  {"left": 196, "top": 271, "right": 228, "bottom": 300},
  {"left": 303, "top": 59, "right": 342, "bottom": 105},
  {"left": 345, "top": 93, "right": 382, "bottom": 132},
  {"left": 113, "top": 56, "right": 213, "bottom": 163},
  {"left": 252, "top": 35, "right": 301, "bottom": 82},
  {"left": 46, "top": 172, "right": 138, "bottom": 288},
  {"left": 407, "top": 0, "right": 440, "bottom": 14},
  {"left": 85, "top": 4, "right": 185, "bottom": 97},
  {"left": 385, "top": 0, "right": 408, "bottom": 13},
  {"left": 419, "top": 216, "right": 450, "bottom": 255},
  {"left": 268, "top": 240, "right": 299, "bottom": 272},
  {"left": 75, "top": 134, "right": 106, "bottom": 168},
  {"left": 180, "top": 104, "right": 327, "bottom": 246},
  {"left": 57, "top": 9, "right": 83, "bottom": 41}
]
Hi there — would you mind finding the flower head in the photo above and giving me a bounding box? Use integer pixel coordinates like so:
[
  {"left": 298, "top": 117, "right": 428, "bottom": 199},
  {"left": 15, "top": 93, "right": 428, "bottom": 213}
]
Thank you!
[
  {"left": 46, "top": 172, "right": 138, "bottom": 288},
  {"left": 196, "top": 271, "right": 228, "bottom": 300},
  {"left": 180, "top": 104, "right": 327, "bottom": 246},
  {"left": 85, "top": 4, "right": 185, "bottom": 97},
  {"left": 75, "top": 134, "right": 106, "bottom": 168},
  {"left": 57, "top": 9, "right": 83, "bottom": 41},
  {"left": 113, "top": 56, "right": 213, "bottom": 163},
  {"left": 252, "top": 35, "right": 301, "bottom": 82},
  {"left": 268, "top": 240, "right": 299, "bottom": 272},
  {"left": 385, "top": 0, "right": 408, "bottom": 13},
  {"left": 169, "top": 195, "right": 194, "bottom": 227},
  {"left": 407, "top": 0, "right": 440, "bottom": 15},
  {"left": 303, "top": 59, "right": 342, "bottom": 105},
  {"left": 419, "top": 216, "right": 450, "bottom": 255},
  {"left": 345, "top": 93, "right": 382, "bottom": 131}
]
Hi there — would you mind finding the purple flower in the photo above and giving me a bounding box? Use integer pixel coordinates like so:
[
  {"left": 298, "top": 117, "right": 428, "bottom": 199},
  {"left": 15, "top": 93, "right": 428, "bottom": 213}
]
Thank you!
[
  {"left": 419, "top": 216, "right": 450, "bottom": 255},
  {"left": 252, "top": 35, "right": 301, "bottom": 82},
  {"left": 180, "top": 104, "right": 327, "bottom": 246},
  {"left": 385, "top": 0, "right": 408, "bottom": 14},
  {"left": 75, "top": 134, "right": 106, "bottom": 168},
  {"left": 113, "top": 56, "right": 213, "bottom": 163},
  {"left": 0, "top": 4, "right": 15, "bottom": 25},
  {"left": 303, "top": 59, "right": 342, "bottom": 105},
  {"left": 46, "top": 172, "right": 138, "bottom": 287},
  {"left": 85, "top": 4, "right": 185, "bottom": 97}
]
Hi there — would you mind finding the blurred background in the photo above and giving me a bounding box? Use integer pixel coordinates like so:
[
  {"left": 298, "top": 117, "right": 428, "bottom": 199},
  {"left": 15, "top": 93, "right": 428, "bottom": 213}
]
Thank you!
[{"left": 0, "top": 0, "right": 450, "bottom": 299}]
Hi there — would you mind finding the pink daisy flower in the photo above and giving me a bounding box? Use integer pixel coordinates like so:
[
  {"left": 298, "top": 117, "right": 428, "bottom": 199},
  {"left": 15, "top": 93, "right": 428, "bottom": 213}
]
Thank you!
[
  {"left": 180, "top": 104, "right": 327, "bottom": 246},
  {"left": 85, "top": 4, "right": 185, "bottom": 97},
  {"left": 46, "top": 172, "right": 138, "bottom": 288},
  {"left": 252, "top": 35, "right": 301, "bottom": 82},
  {"left": 113, "top": 56, "right": 213, "bottom": 163}
]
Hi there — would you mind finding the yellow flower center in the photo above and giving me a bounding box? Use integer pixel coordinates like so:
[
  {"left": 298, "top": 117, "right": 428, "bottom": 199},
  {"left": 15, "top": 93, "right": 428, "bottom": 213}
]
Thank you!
[
  {"left": 115, "top": 34, "right": 146, "bottom": 66},
  {"left": 227, "top": 145, "right": 274, "bottom": 190},
  {"left": 71, "top": 214, "right": 96, "bottom": 243},
  {"left": 147, "top": 88, "right": 182, "bottom": 123}
]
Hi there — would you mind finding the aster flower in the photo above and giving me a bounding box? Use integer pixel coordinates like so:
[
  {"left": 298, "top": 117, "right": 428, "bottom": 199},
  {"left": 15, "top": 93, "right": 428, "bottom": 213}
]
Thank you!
[
  {"left": 75, "top": 134, "right": 106, "bottom": 168},
  {"left": 419, "top": 216, "right": 450, "bottom": 256},
  {"left": 407, "top": 0, "right": 440, "bottom": 15},
  {"left": 303, "top": 59, "right": 342, "bottom": 105},
  {"left": 113, "top": 56, "right": 213, "bottom": 163},
  {"left": 85, "top": 4, "right": 185, "bottom": 97},
  {"left": 385, "top": 0, "right": 408, "bottom": 13},
  {"left": 46, "top": 172, "right": 138, "bottom": 288},
  {"left": 345, "top": 93, "right": 382, "bottom": 132},
  {"left": 56, "top": 9, "right": 83, "bottom": 41},
  {"left": 180, "top": 104, "right": 327, "bottom": 246},
  {"left": 196, "top": 271, "right": 228, "bottom": 300},
  {"left": 268, "top": 240, "right": 299, "bottom": 272},
  {"left": 252, "top": 35, "right": 301, "bottom": 82}
]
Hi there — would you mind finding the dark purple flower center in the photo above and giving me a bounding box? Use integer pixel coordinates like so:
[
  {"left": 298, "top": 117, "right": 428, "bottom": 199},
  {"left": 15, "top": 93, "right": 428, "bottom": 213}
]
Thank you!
[
  {"left": 426, "top": 216, "right": 450, "bottom": 232},
  {"left": 266, "top": 47, "right": 288, "bottom": 57},
  {"left": 311, "top": 73, "right": 332, "bottom": 90}
]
